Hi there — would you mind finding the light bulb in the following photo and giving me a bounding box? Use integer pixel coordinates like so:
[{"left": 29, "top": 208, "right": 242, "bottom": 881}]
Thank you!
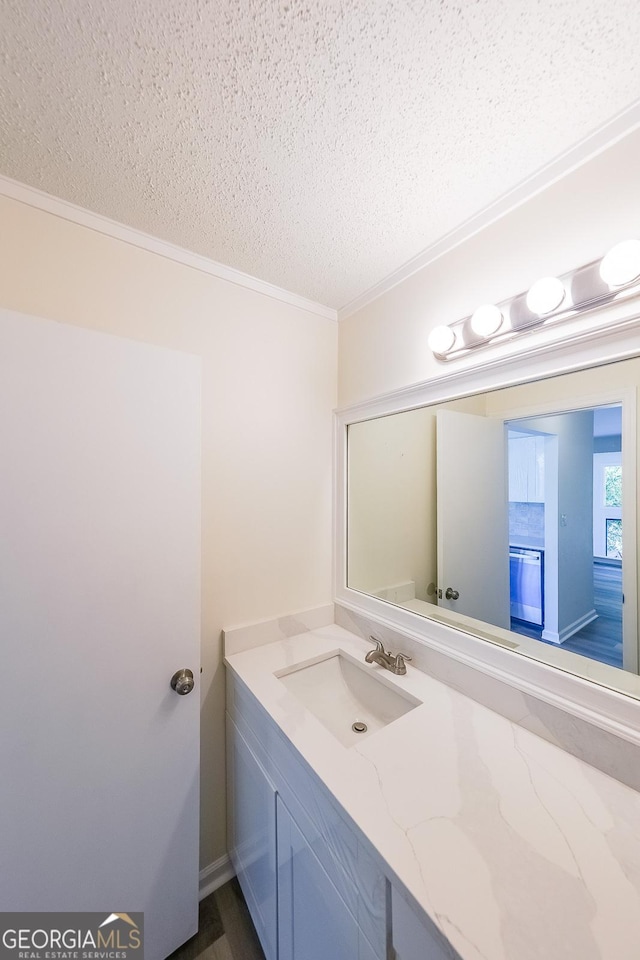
[
  {"left": 599, "top": 239, "right": 640, "bottom": 288},
  {"left": 526, "top": 276, "right": 565, "bottom": 316},
  {"left": 470, "top": 304, "right": 503, "bottom": 338},
  {"left": 427, "top": 325, "right": 456, "bottom": 355}
]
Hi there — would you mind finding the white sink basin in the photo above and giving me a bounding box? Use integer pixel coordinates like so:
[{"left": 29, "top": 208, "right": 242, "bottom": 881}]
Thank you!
[{"left": 276, "top": 651, "right": 421, "bottom": 747}]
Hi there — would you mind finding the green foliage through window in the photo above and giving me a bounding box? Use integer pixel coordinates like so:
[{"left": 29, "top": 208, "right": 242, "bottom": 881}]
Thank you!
[
  {"left": 604, "top": 465, "right": 622, "bottom": 507},
  {"left": 606, "top": 519, "right": 623, "bottom": 558}
]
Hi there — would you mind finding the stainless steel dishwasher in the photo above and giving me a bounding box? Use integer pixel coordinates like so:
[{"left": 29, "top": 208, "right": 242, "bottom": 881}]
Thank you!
[{"left": 509, "top": 547, "right": 544, "bottom": 625}]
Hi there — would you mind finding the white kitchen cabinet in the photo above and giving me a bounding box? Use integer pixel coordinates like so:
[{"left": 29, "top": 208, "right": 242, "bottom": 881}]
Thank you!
[
  {"left": 276, "top": 795, "right": 359, "bottom": 960},
  {"left": 508, "top": 434, "right": 545, "bottom": 502}
]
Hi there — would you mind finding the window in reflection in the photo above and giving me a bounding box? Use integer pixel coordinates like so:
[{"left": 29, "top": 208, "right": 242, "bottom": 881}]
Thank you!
[{"left": 607, "top": 519, "right": 623, "bottom": 558}]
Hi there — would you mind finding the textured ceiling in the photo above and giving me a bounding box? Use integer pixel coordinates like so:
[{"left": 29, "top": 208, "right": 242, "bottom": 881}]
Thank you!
[{"left": 1, "top": 0, "right": 639, "bottom": 310}]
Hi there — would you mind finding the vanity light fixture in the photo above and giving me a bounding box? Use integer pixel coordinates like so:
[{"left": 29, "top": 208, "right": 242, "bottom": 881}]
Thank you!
[
  {"left": 428, "top": 237, "right": 640, "bottom": 360},
  {"left": 599, "top": 239, "right": 640, "bottom": 288},
  {"left": 470, "top": 303, "right": 503, "bottom": 337},
  {"left": 427, "top": 324, "right": 456, "bottom": 355},
  {"left": 525, "top": 276, "right": 566, "bottom": 316}
]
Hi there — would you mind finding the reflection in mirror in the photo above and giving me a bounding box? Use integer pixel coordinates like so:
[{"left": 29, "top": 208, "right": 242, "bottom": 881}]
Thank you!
[
  {"left": 506, "top": 405, "right": 622, "bottom": 670},
  {"left": 347, "top": 357, "right": 637, "bottom": 679}
]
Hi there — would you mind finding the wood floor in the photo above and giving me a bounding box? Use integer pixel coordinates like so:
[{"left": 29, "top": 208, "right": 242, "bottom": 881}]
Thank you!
[
  {"left": 169, "top": 879, "right": 266, "bottom": 960},
  {"left": 512, "top": 560, "right": 623, "bottom": 668}
]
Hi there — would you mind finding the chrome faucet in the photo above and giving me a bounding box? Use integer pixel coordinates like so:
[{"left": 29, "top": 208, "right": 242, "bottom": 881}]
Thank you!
[{"left": 365, "top": 637, "right": 412, "bottom": 675}]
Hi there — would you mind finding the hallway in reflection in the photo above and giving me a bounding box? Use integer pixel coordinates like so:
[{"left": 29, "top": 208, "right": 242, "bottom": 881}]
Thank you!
[{"left": 511, "top": 559, "right": 623, "bottom": 669}]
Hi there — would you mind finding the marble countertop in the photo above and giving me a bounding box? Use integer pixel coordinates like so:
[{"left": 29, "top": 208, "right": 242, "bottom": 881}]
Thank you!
[{"left": 225, "top": 624, "right": 640, "bottom": 960}]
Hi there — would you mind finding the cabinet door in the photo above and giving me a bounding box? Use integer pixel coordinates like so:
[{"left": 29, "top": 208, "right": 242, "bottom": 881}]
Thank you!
[
  {"left": 277, "top": 796, "right": 359, "bottom": 960},
  {"left": 392, "top": 887, "right": 453, "bottom": 960},
  {"left": 509, "top": 435, "right": 545, "bottom": 502},
  {"left": 227, "top": 718, "right": 277, "bottom": 960},
  {"left": 533, "top": 435, "right": 545, "bottom": 502},
  {"left": 509, "top": 435, "right": 528, "bottom": 501}
]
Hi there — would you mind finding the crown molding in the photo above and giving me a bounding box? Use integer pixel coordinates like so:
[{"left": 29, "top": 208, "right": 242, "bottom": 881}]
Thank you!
[
  {"left": 338, "top": 98, "right": 640, "bottom": 321},
  {"left": 0, "top": 174, "right": 337, "bottom": 323}
]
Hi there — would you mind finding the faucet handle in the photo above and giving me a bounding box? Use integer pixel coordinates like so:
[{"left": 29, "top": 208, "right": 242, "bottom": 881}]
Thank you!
[
  {"left": 365, "top": 636, "right": 388, "bottom": 664},
  {"left": 393, "top": 653, "right": 412, "bottom": 675}
]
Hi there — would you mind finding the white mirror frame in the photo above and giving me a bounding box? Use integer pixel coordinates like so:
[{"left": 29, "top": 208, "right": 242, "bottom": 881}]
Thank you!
[{"left": 334, "top": 303, "right": 640, "bottom": 745}]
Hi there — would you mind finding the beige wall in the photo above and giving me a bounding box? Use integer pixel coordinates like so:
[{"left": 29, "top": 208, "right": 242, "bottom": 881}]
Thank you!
[
  {"left": 0, "top": 195, "right": 338, "bottom": 870},
  {"left": 348, "top": 407, "right": 436, "bottom": 602},
  {"left": 347, "top": 394, "right": 485, "bottom": 603},
  {"left": 339, "top": 128, "right": 640, "bottom": 408}
]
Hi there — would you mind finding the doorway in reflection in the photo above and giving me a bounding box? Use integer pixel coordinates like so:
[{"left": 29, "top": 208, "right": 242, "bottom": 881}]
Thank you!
[{"left": 506, "top": 404, "right": 623, "bottom": 669}]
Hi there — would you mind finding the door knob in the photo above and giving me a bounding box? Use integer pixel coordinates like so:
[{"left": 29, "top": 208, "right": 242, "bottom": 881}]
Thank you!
[
  {"left": 445, "top": 587, "right": 460, "bottom": 601},
  {"left": 170, "top": 668, "right": 195, "bottom": 695}
]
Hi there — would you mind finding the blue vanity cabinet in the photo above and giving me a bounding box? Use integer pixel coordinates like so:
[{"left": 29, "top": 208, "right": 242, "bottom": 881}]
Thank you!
[
  {"left": 276, "top": 795, "right": 359, "bottom": 960},
  {"left": 226, "top": 671, "right": 396, "bottom": 960},
  {"left": 226, "top": 717, "right": 278, "bottom": 960}
]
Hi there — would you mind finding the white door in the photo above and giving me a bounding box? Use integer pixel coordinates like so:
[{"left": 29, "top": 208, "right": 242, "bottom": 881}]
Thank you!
[
  {"left": 436, "top": 409, "right": 510, "bottom": 630},
  {"left": 0, "top": 310, "right": 201, "bottom": 960}
]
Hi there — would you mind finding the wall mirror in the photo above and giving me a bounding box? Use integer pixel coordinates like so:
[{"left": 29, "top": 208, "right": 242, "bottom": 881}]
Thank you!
[{"left": 335, "top": 320, "right": 640, "bottom": 712}]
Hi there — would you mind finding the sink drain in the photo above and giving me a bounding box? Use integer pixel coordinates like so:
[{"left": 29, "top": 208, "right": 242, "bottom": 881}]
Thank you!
[{"left": 352, "top": 721, "right": 368, "bottom": 734}]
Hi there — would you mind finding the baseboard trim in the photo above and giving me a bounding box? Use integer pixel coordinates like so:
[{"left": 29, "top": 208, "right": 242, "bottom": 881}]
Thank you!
[
  {"left": 542, "top": 609, "right": 598, "bottom": 645},
  {"left": 199, "top": 854, "right": 235, "bottom": 901}
]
